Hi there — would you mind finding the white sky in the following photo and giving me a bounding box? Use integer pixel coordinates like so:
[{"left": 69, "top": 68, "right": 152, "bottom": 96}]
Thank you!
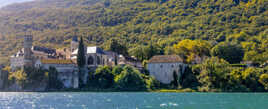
[{"left": 0, "top": 0, "right": 34, "bottom": 7}]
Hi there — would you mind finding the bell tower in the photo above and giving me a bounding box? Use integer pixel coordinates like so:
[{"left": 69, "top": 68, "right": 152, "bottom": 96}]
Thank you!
[
  {"left": 71, "top": 36, "right": 78, "bottom": 52},
  {"left": 23, "top": 35, "right": 33, "bottom": 68}
]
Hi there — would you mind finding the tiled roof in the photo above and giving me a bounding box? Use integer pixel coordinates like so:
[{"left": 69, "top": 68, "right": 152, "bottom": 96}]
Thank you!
[
  {"left": 41, "top": 59, "right": 74, "bottom": 64},
  {"left": 148, "top": 55, "right": 183, "bottom": 63}
]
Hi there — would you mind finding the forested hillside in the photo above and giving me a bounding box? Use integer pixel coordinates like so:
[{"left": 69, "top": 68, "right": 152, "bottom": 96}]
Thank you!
[{"left": 0, "top": 0, "right": 267, "bottom": 64}]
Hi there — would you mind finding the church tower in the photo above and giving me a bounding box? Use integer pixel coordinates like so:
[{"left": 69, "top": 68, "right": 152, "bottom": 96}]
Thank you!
[
  {"left": 71, "top": 36, "right": 78, "bottom": 52},
  {"left": 23, "top": 35, "right": 33, "bottom": 68}
]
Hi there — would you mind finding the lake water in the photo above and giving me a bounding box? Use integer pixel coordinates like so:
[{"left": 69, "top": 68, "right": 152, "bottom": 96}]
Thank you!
[{"left": 0, "top": 92, "right": 267, "bottom": 109}]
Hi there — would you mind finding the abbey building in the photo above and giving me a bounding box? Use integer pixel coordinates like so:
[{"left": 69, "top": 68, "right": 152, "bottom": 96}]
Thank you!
[{"left": 10, "top": 35, "right": 120, "bottom": 88}]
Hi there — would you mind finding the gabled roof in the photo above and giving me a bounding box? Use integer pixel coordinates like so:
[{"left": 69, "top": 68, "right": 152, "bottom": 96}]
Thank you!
[
  {"left": 40, "top": 59, "right": 74, "bottom": 64},
  {"left": 72, "top": 46, "right": 105, "bottom": 55},
  {"left": 148, "top": 55, "right": 183, "bottom": 63}
]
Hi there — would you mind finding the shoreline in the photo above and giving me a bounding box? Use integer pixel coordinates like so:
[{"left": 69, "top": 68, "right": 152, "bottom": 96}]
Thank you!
[{"left": 1, "top": 89, "right": 267, "bottom": 93}]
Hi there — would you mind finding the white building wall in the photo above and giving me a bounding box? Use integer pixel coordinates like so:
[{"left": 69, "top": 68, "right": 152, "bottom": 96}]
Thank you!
[
  {"left": 148, "top": 62, "right": 186, "bottom": 84},
  {"left": 10, "top": 57, "right": 24, "bottom": 71}
]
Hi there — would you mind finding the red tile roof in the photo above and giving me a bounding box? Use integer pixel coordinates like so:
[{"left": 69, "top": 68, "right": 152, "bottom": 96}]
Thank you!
[
  {"left": 148, "top": 55, "right": 183, "bottom": 63},
  {"left": 41, "top": 59, "right": 74, "bottom": 64}
]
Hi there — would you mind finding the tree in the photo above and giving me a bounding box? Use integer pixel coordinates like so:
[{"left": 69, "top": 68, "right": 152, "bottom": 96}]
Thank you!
[
  {"left": 77, "top": 37, "right": 86, "bottom": 68},
  {"left": 77, "top": 37, "right": 86, "bottom": 87},
  {"left": 173, "top": 39, "right": 211, "bottom": 63},
  {"left": 198, "top": 57, "right": 230, "bottom": 91},
  {"left": 211, "top": 42, "right": 244, "bottom": 64},
  {"left": 112, "top": 65, "right": 123, "bottom": 75},
  {"left": 114, "top": 66, "right": 147, "bottom": 91},
  {"left": 259, "top": 73, "right": 268, "bottom": 91},
  {"left": 8, "top": 70, "right": 27, "bottom": 88},
  {"left": 48, "top": 67, "right": 62, "bottom": 89},
  {"left": 172, "top": 71, "right": 178, "bottom": 89},
  {"left": 241, "top": 68, "right": 262, "bottom": 91},
  {"left": 94, "top": 66, "right": 114, "bottom": 88},
  {"left": 104, "top": 0, "right": 111, "bottom": 7},
  {"left": 105, "top": 39, "right": 128, "bottom": 56}
]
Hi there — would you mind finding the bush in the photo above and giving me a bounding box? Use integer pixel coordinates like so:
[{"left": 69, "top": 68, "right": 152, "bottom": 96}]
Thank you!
[
  {"left": 112, "top": 66, "right": 123, "bottom": 75},
  {"left": 115, "top": 66, "right": 147, "bottom": 91},
  {"left": 259, "top": 73, "right": 268, "bottom": 91},
  {"left": 211, "top": 42, "right": 244, "bottom": 64},
  {"left": 94, "top": 66, "right": 114, "bottom": 88},
  {"left": 198, "top": 57, "right": 231, "bottom": 90}
]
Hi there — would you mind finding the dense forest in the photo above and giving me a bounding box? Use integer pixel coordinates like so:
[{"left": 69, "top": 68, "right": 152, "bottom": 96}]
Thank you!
[
  {"left": 0, "top": 0, "right": 267, "bottom": 65},
  {"left": 0, "top": 0, "right": 267, "bottom": 92}
]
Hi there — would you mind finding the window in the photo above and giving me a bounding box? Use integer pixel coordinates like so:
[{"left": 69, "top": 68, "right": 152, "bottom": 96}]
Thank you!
[
  {"left": 160, "top": 64, "right": 163, "bottom": 68},
  {"left": 88, "top": 56, "right": 94, "bottom": 65},
  {"left": 97, "top": 56, "right": 101, "bottom": 64}
]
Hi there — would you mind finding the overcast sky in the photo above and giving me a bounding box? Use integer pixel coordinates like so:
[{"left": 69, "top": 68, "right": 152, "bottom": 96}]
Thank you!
[{"left": 0, "top": 0, "right": 34, "bottom": 8}]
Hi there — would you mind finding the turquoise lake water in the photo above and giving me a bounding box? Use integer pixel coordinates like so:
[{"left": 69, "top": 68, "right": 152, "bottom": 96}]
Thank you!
[{"left": 0, "top": 92, "right": 267, "bottom": 109}]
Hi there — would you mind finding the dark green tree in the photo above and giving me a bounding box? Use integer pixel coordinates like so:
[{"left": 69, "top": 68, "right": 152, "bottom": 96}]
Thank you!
[
  {"left": 106, "top": 39, "right": 128, "bottom": 56},
  {"left": 94, "top": 66, "right": 114, "bottom": 88},
  {"left": 48, "top": 67, "right": 63, "bottom": 89},
  {"left": 115, "top": 66, "right": 147, "bottom": 91},
  {"left": 112, "top": 65, "right": 123, "bottom": 75},
  {"left": 172, "top": 71, "right": 178, "bottom": 89},
  {"left": 77, "top": 37, "right": 86, "bottom": 68},
  {"left": 77, "top": 37, "right": 86, "bottom": 87},
  {"left": 104, "top": 0, "right": 111, "bottom": 7},
  {"left": 211, "top": 42, "right": 244, "bottom": 64}
]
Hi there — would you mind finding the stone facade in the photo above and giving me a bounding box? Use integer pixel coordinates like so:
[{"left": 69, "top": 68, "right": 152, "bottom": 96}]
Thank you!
[
  {"left": 35, "top": 59, "right": 78, "bottom": 88},
  {"left": 9, "top": 35, "right": 125, "bottom": 89},
  {"left": 71, "top": 46, "right": 118, "bottom": 67},
  {"left": 148, "top": 55, "right": 186, "bottom": 84}
]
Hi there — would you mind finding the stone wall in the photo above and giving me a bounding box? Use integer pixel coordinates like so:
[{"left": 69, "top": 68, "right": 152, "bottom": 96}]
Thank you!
[
  {"left": 10, "top": 57, "right": 24, "bottom": 71},
  {"left": 148, "top": 62, "right": 186, "bottom": 84}
]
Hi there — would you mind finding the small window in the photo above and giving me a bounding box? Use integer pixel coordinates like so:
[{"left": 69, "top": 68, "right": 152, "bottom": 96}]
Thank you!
[
  {"left": 160, "top": 65, "right": 163, "bottom": 68},
  {"left": 171, "top": 64, "right": 174, "bottom": 68}
]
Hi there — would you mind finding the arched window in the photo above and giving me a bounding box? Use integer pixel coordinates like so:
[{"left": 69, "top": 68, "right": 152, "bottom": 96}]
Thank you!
[
  {"left": 97, "top": 56, "right": 101, "bottom": 65},
  {"left": 88, "top": 56, "right": 94, "bottom": 65}
]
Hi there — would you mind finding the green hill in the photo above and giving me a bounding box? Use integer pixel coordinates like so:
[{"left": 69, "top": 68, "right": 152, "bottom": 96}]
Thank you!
[{"left": 0, "top": 0, "right": 267, "bottom": 64}]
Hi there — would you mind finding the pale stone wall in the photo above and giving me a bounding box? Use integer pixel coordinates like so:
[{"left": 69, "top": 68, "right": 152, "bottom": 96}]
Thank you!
[
  {"left": 41, "top": 64, "right": 76, "bottom": 73},
  {"left": 148, "top": 62, "right": 186, "bottom": 84},
  {"left": 36, "top": 62, "right": 78, "bottom": 88}
]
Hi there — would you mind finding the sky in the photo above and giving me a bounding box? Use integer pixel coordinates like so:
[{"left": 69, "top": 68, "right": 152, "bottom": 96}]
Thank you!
[{"left": 0, "top": 0, "right": 34, "bottom": 8}]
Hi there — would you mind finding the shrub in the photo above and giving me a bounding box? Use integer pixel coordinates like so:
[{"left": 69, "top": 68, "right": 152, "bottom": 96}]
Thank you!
[
  {"left": 115, "top": 66, "right": 147, "bottom": 91},
  {"left": 259, "top": 73, "right": 268, "bottom": 91},
  {"left": 94, "top": 66, "right": 114, "bottom": 88}
]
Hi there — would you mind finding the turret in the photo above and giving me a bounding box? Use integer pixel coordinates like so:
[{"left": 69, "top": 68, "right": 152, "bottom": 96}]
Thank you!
[
  {"left": 23, "top": 35, "right": 33, "bottom": 68},
  {"left": 71, "top": 36, "right": 78, "bottom": 52}
]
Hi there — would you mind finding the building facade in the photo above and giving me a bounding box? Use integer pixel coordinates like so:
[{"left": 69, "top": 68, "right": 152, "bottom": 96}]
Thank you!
[
  {"left": 35, "top": 59, "right": 78, "bottom": 88},
  {"left": 147, "top": 55, "right": 187, "bottom": 84},
  {"left": 71, "top": 46, "right": 118, "bottom": 68}
]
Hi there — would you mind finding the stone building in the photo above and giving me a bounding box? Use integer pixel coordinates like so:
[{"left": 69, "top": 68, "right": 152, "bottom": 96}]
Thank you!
[
  {"left": 71, "top": 46, "right": 118, "bottom": 68},
  {"left": 118, "top": 55, "right": 143, "bottom": 70},
  {"left": 10, "top": 35, "right": 79, "bottom": 88},
  {"left": 9, "top": 35, "right": 121, "bottom": 88},
  {"left": 70, "top": 36, "right": 79, "bottom": 53},
  {"left": 34, "top": 59, "right": 78, "bottom": 88},
  {"left": 10, "top": 35, "right": 57, "bottom": 71},
  {"left": 147, "top": 55, "right": 187, "bottom": 84}
]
